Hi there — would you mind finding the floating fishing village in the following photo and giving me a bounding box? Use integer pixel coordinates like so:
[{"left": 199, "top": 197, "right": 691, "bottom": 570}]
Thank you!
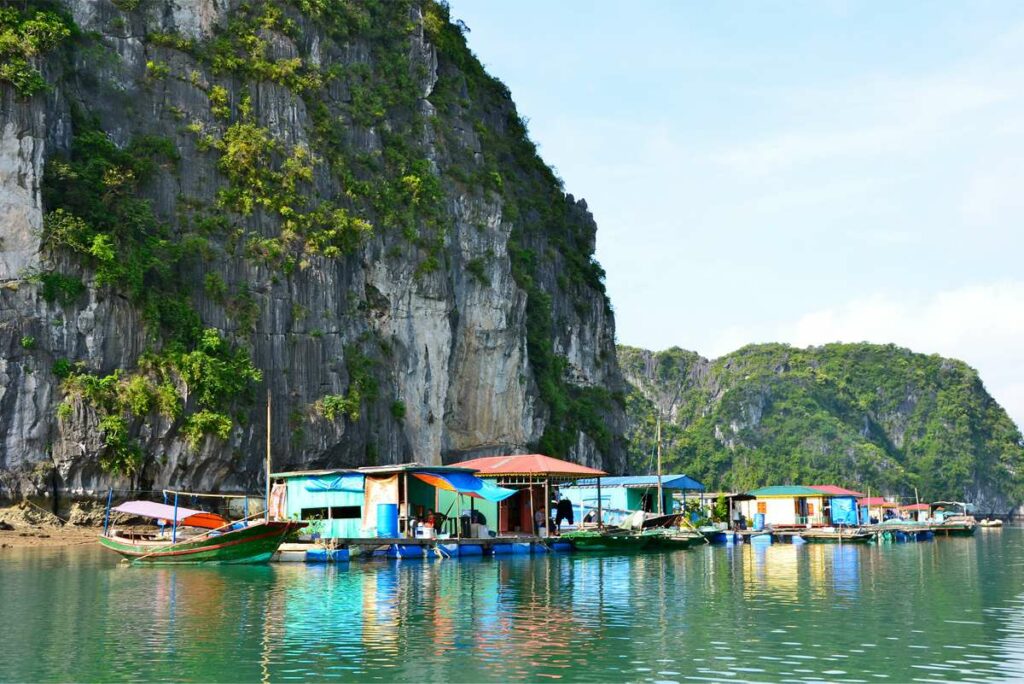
[{"left": 95, "top": 449, "right": 1000, "bottom": 565}]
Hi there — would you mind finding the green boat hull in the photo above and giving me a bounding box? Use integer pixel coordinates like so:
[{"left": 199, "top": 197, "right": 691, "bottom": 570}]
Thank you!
[
  {"left": 643, "top": 529, "right": 699, "bottom": 549},
  {"left": 99, "top": 521, "right": 302, "bottom": 564},
  {"left": 564, "top": 530, "right": 651, "bottom": 552}
]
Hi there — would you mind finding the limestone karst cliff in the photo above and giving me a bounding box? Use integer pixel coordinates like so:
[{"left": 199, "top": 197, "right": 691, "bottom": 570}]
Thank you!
[{"left": 0, "top": 0, "right": 627, "bottom": 499}]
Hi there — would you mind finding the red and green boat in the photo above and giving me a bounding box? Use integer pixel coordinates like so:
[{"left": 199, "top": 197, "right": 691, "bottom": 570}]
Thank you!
[{"left": 99, "top": 500, "right": 303, "bottom": 564}]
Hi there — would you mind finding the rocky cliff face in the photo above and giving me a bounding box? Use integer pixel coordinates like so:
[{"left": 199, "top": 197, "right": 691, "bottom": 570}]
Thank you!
[
  {"left": 0, "top": 0, "right": 626, "bottom": 500},
  {"left": 620, "top": 343, "right": 1024, "bottom": 514}
]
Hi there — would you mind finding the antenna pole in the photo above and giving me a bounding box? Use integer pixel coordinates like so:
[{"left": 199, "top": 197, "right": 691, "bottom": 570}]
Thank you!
[
  {"left": 265, "top": 386, "right": 272, "bottom": 522},
  {"left": 656, "top": 414, "right": 663, "bottom": 515}
]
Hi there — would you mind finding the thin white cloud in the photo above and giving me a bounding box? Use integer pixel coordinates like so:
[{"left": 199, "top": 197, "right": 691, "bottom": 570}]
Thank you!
[{"left": 710, "top": 281, "right": 1024, "bottom": 430}]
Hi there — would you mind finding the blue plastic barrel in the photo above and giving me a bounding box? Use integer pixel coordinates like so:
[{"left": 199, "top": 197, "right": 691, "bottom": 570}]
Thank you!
[
  {"left": 753, "top": 513, "right": 765, "bottom": 531},
  {"left": 377, "top": 503, "right": 399, "bottom": 538}
]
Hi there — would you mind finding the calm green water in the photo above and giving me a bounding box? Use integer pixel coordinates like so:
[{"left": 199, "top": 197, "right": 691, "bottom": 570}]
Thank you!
[{"left": 2, "top": 529, "right": 1024, "bottom": 682}]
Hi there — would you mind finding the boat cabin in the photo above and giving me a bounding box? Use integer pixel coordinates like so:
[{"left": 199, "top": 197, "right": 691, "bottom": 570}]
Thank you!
[{"left": 561, "top": 474, "right": 705, "bottom": 527}]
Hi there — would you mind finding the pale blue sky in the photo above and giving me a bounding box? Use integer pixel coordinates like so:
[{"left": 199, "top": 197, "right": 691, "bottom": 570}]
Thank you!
[{"left": 448, "top": 1, "right": 1024, "bottom": 428}]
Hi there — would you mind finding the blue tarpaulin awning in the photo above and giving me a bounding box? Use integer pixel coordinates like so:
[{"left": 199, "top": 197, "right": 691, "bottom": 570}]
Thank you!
[{"left": 304, "top": 474, "right": 365, "bottom": 493}]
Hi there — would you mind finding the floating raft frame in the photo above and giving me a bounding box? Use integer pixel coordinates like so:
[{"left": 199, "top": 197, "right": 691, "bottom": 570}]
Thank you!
[{"left": 274, "top": 536, "right": 570, "bottom": 562}]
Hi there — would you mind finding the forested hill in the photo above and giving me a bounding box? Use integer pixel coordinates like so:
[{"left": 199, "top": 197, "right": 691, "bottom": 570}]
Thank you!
[{"left": 619, "top": 343, "right": 1024, "bottom": 513}]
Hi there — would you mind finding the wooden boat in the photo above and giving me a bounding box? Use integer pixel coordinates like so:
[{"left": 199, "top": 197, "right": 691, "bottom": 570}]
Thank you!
[
  {"left": 99, "top": 499, "right": 303, "bottom": 564},
  {"left": 563, "top": 528, "right": 651, "bottom": 552},
  {"left": 100, "top": 521, "right": 303, "bottom": 564},
  {"left": 642, "top": 527, "right": 703, "bottom": 549},
  {"left": 798, "top": 528, "right": 874, "bottom": 543},
  {"left": 932, "top": 519, "right": 977, "bottom": 536}
]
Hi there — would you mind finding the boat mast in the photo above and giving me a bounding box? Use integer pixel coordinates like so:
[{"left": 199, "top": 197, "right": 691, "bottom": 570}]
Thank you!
[
  {"left": 265, "top": 386, "right": 272, "bottom": 522},
  {"left": 656, "top": 414, "right": 663, "bottom": 515}
]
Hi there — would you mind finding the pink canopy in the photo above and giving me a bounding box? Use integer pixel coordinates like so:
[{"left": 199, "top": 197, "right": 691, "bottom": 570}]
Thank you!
[{"left": 113, "top": 501, "right": 229, "bottom": 529}]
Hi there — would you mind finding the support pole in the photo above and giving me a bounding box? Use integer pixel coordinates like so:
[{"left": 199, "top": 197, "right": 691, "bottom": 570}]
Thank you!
[
  {"left": 529, "top": 481, "right": 536, "bottom": 536},
  {"left": 103, "top": 488, "right": 113, "bottom": 535},
  {"left": 403, "top": 471, "right": 409, "bottom": 538},
  {"left": 596, "top": 478, "right": 603, "bottom": 529},
  {"left": 172, "top": 492, "right": 179, "bottom": 544},
  {"left": 544, "top": 477, "right": 551, "bottom": 537}
]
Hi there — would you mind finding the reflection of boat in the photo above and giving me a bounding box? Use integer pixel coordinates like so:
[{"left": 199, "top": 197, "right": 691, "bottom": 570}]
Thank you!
[
  {"left": 980, "top": 519, "right": 1004, "bottom": 528},
  {"left": 798, "top": 528, "right": 873, "bottom": 543},
  {"left": 563, "top": 528, "right": 650, "bottom": 552},
  {"left": 99, "top": 500, "right": 303, "bottom": 564}
]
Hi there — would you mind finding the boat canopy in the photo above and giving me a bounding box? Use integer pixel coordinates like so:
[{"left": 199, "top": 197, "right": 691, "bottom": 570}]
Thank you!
[
  {"left": 113, "top": 500, "right": 229, "bottom": 529},
  {"left": 412, "top": 471, "right": 516, "bottom": 502}
]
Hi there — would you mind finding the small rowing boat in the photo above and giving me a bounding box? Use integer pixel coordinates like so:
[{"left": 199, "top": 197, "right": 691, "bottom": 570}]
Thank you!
[{"left": 99, "top": 499, "right": 303, "bottom": 564}]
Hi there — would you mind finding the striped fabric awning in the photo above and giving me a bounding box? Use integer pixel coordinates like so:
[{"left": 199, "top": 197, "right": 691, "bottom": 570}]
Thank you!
[{"left": 412, "top": 471, "right": 517, "bottom": 502}]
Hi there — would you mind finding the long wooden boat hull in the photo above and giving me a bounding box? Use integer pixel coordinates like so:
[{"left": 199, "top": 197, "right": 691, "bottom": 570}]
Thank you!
[
  {"left": 99, "top": 521, "right": 302, "bottom": 564},
  {"left": 564, "top": 531, "right": 651, "bottom": 553},
  {"left": 643, "top": 530, "right": 700, "bottom": 550}
]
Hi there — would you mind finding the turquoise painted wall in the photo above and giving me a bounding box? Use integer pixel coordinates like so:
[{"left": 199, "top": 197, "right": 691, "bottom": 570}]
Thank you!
[
  {"left": 436, "top": 490, "right": 497, "bottom": 530},
  {"left": 284, "top": 477, "right": 364, "bottom": 538},
  {"left": 562, "top": 486, "right": 675, "bottom": 524}
]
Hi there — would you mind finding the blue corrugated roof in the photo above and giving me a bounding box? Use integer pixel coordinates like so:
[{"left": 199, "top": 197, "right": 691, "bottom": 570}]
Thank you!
[{"left": 567, "top": 474, "right": 704, "bottom": 491}]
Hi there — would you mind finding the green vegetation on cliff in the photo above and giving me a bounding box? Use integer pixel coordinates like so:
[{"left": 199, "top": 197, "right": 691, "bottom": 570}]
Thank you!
[
  {"left": 13, "top": 0, "right": 620, "bottom": 481},
  {"left": 620, "top": 343, "right": 1024, "bottom": 509}
]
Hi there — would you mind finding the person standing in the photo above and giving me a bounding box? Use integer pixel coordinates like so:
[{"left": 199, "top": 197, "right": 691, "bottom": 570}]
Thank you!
[{"left": 534, "top": 507, "right": 546, "bottom": 536}]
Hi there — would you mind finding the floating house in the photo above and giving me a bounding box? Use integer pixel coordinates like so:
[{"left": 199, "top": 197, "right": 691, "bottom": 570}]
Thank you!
[
  {"left": 561, "top": 474, "right": 705, "bottom": 527},
  {"left": 270, "top": 463, "right": 515, "bottom": 540},
  {"left": 452, "top": 454, "right": 606, "bottom": 535},
  {"left": 696, "top": 491, "right": 755, "bottom": 529},
  {"left": 809, "top": 485, "right": 866, "bottom": 526},
  {"left": 900, "top": 503, "right": 930, "bottom": 522},
  {"left": 859, "top": 496, "right": 900, "bottom": 523},
  {"left": 740, "top": 486, "right": 828, "bottom": 528}
]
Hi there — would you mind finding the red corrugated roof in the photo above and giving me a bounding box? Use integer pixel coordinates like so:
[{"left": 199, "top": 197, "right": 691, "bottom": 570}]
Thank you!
[
  {"left": 810, "top": 485, "right": 865, "bottom": 497},
  {"left": 456, "top": 454, "right": 607, "bottom": 477},
  {"left": 900, "top": 503, "right": 930, "bottom": 511},
  {"left": 859, "top": 497, "right": 899, "bottom": 507}
]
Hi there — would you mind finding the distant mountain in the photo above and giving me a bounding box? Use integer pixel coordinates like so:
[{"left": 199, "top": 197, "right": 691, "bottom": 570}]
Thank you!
[{"left": 619, "top": 343, "right": 1024, "bottom": 513}]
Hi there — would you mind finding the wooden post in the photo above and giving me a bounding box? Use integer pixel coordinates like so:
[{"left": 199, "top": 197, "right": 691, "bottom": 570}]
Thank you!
[
  {"left": 529, "top": 481, "right": 536, "bottom": 536},
  {"left": 172, "top": 492, "right": 179, "bottom": 544},
  {"left": 656, "top": 415, "right": 663, "bottom": 515},
  {"left": 403, "top": 471, "right": 409, "bottom": 538},
  {"left": 544, "top": 477, "right": 551, "bottom": 537},
  {"left": 597, "top": 477, "right": 603, "bottom": 529}
]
